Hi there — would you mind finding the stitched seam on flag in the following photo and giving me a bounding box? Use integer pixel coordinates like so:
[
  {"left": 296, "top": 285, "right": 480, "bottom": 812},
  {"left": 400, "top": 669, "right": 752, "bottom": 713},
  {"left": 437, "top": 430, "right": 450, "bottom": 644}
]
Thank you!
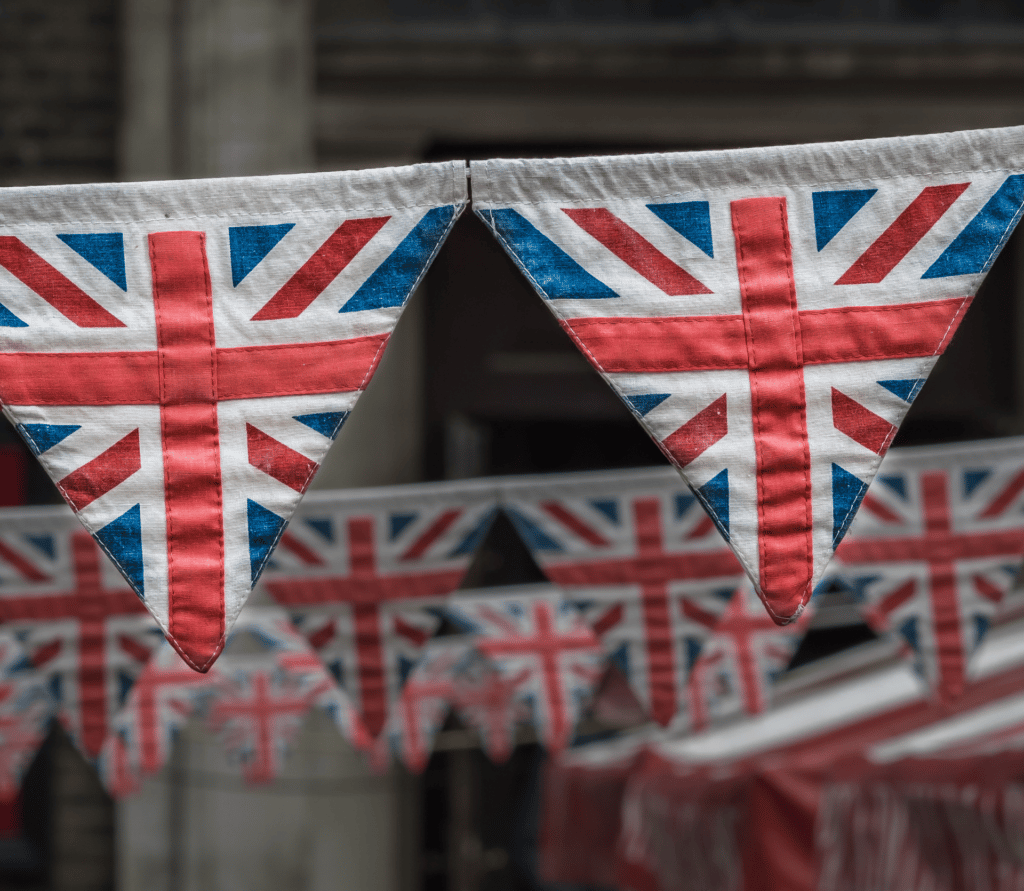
[
  {"left": 981, "top": 198, "right": 1024, "bottom": 273},
  {"left": 471, "top": 166, "right": 1022, "bottom": 203}
]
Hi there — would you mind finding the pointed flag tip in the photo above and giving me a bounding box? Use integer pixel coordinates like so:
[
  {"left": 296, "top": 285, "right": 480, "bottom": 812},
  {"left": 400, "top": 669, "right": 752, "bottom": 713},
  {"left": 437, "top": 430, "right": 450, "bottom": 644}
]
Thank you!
[
  {"left": 165, "top": 633, "right": 226, "bottom": 674},
  {"left": 753, "top": 582, "right": 812, "bottom": 627}
]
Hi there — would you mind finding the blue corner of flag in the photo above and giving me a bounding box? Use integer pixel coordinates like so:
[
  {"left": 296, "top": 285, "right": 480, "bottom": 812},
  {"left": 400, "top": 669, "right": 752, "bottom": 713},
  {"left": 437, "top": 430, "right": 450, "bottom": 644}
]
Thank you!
[
  {"left": 811, "top": 189, "right": 876, "bottom": 251},
  {"left": 340, "top": 205, "right": 457, "bottom": 313},
  {"left": 450, "top": 509, "right": 497, "bottom": 557},
  {"left": 305, "top": 518, "right": 333, "bottom": 542},
  {"left": 228, "top": 224, "right": 295, "bottom": 287},
  {"left": 293, "top": 411, "right": 348, "bottom": 439},
  {"left": 502, "top": 507, "right": 564, "bottom": 552},
  {"left": 963, "top": 469, "right": 991, "bottom": 498},
  {"left": 695, "top": 470, "right": 729, "bottom": 540},
  {"left": 590, "top": 499, "right": 619, "bottom": 524},
  {"left": 0, "top": 302, "right": 28, "bottom": 327},
  {"left": 95, "top": 504, "right": 145, "bottom": 599},
  {"left": 646, "top": 201, "right": 714, "bottom": 257},
  {"left": 247, "top": 499, "right": 287, "bottom": 585},
  {"left": 389, "top": 513, "right": 417, "bottom": 540},
  {"left": 482, "top": 208, "right": 619, "bottom": 301},
  {"left": 57, "top": 232, "right": 128, "bottom": 291},
  {"left": 878, "top": 379, "right": 926, "bottom": 403},
  {"left": 624, "top": 393, "right": 671, "bottom": 418},
  {"left": 832, "top": 463, "right": 869, "bottom": 547},
  {"left": 17, "top": 423, "right": 80, "bottom": 456}
]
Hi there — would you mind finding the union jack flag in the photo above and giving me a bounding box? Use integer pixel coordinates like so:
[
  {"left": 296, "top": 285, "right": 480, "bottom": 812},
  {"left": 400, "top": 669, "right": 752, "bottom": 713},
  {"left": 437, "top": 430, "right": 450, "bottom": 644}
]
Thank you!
[
  {"left": 446, "top": 586, "right": 604, "bottom": 753},
  {"left": 262, "top": 482, "right": 498, "bottom": 737},
  {"left": 374, "top": 637, "right": 474, "bottom": 773},
  {"left": 453, "top": 652, "right": 527, "bottom": 764},
  {"left": 0, "top": 630, "right": 54, "bottom": 798},
  {"left": 501, "top": 467, "right": 746, "bottom": 727},
  {"left": 687, "top": 582, "right": 814, "bottom": 729},
  {"left": 0, "top": 506, "right": 161, "bottom": 759},
  {"left": 0, "top": 164, "right": 467, "bottom": 670},
  {"left": 827, "top": 436, "right": 1024, "bottom": 702},
  {"left": 473, "top": 128, "right": 1024, "bottom": 623},
  {"left": 102, "top": 607, "right": 367, "bottom": 793}
]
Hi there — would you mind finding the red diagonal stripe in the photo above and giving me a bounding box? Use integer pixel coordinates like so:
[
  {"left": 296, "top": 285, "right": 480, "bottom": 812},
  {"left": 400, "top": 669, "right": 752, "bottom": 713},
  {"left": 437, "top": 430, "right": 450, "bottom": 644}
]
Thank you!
[
  {"left": 831, "top": 388, "right": 897, "bottom": 456},
  {"left": 836, "top": 183, "right": 970, "bottom": 285},
  {"left": 860, "top": 493, "right": 903, "bottom": 524},
  {"left": 872, "top": 579, "right": 917, "bottom": 622},
  {"left": 118, "top": 634, "right": 153, "bottom": 662},
  {"left": 680, "top": 598, "right": 722, "bottom": 630},
  {"left": 590, "top": 603, "right": 624, "bottom": 637},
  {"left": 686, "top": 514, "right": 716, "bottom": 540},
  {"left": 400, "top": 509, "right": 462, "bottom": 561},
  {"left": 393, "top": 614, "right": 431, "bottom": 647},
  {"left": 278, "top": 532, "right": 325, "bottom": 566},
  {"left": 973, "top": 574, "right": 1005, "bottom": 604},
  {"left": 246, "top": 424, "right": 318, "bottom": 493},
  {"left": 307, "top": 619, "right": 337, "bottom": 650},
  {"left": 732, "top": 196, "right": 813, "bottom": 618},
  {"left": 0, "top": 237, "right": 126, "bottom": 327},
  {"left": 662, "top": 393, "right": 728, "bottom": 468},
  {"left": 251, "top": 217, "right": 390, "bottom": 321},
  {"left": 31, "top": 640, "right": 61, "bottom": 667},
  {"left": 540, "top": 503, "right": 610, "bottom": 549},
  {"left": 562, "top": 208, "right": 711, "bottom": 296},
  {"left": 58, "top": 428, "right": 141, "bottom": 511},
  {"left": 0, "top": 540, "right": 49, "bottom": 581},
  {"left": 979, "top": 467, "right": 1024, "bottom": 519},
  {"left": 149, "top": 231, "right": 225, "bottom": 669}
]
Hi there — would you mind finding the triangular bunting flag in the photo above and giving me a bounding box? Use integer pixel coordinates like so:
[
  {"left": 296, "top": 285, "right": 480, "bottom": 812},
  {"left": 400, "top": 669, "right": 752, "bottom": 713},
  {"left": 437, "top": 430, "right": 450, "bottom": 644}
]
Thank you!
[
  {"left": 260, "top": 479, "right": 499, "bottom": 738},
  {"left": 445, "top": 584, "right": 604, "bottom": 753},
  {"left": 471, "top": 126, "right": 1024, "bottom": 623},
  {"left": 500, "top": 467, "right": 746, "bottom": 728},
  {"left": 686, "top": 580, "right": 815, "bottom": 729},
  {"left": 825, "top": 436, "right": 1024, "bottom": 703},
  {"left": 0, "top": 162, "right": 467, "bottom": 670},
  {"left": 0, "top": 505, "right": 162, "bottom": 760}
]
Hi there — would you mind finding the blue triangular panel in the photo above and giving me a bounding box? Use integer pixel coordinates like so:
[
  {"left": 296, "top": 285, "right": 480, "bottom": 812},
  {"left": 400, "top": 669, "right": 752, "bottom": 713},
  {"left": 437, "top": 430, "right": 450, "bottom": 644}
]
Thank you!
[
  {"left": 924, "top": 175, "right": 1024, "bottom": 278},
  {"left": 695, "top": 469, "right": 729, "bottom": 541},
  {"left": 609, "top": 642, "right": 629, "bottom": 675},
  {"left": 685, "top": 637, "right": 703, "bottom": 670},
  {"left": 974, "top": 614, "right": 990, "bottom": 647},
  {"left": 898, "top": 617, "right": 921, "bottom": 654},
  {"left": 27, "top": 535, "right": 54, "bottom": 559},
  {"left": 228, "top": 224, "right": 294, "bottom": 287},
  {"left": 247, "top": 499, "right": 287, "bottom": 585},
  {"left": 812, "top": 189, "right": 877, "bottom": 251},
  {"left": 450, "top": 509, "right": 497, "bottom": 557},
  {"left": 0, "top": 303, "right": 28, "bottom": 327},
  {"left": 675, "top": 493, "right": 696, "bottom": 518},
  {"left": 624, "top": 393, "right": 671, "bottom": 417},
  {"left": 117, "top": 671, "right": 134, "bottom": 707},
  {"left": 342, "top": 205, "right": 458, "bottom": 312},
  {"left": 878, "top": 379, "right": 926, "bottom": 403},
  {"left": 646, "top": 201, "right": 714, "bottom": 257},
  {"left": 17, "top": 423, "right": 80, "bottom": 456},
  {"left": 963, "top": 470, "right": 991, "bottom": 498},
  {"left": 57, "top": 233, "right": 127, "bottom": 291},
  {"left": 305, "top": 518, "right": 333, "bottom": 542},
  {"left": 503, "top": 508, "right": 563, "bottom": 552},
  {"left": 479, "top": 209, "right": 618, "bottom": 301},
  {"left": 832, "top": 463, "right": 869, "bottom": 547},
  {"left": 878, "top": 475, "right": 907, "bottom": 500},
  {"left": 590, "top": 500, "right": 619, "bottom": 524},
  {"left": 95, "top": 505, "right": 145, "bottom": 598},
  {"left": 390, "top": 513, "right": 417, "bottom": 540},
  {"left": 293, "top": 411, "right": 348, "bottom": 439}
]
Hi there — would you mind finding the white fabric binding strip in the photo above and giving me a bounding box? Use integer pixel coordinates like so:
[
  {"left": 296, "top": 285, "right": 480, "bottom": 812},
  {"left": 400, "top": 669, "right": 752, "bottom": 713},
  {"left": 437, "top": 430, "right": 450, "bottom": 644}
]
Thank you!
[{"left": 470, "top": 124, "right": 1024, "bottom": 206}]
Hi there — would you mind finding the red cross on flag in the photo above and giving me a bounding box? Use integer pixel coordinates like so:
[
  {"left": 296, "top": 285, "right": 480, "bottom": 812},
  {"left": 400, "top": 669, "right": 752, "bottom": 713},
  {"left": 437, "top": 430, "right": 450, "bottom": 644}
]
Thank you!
[
  {"left": 826, "top": 436, "right": 1024, "bottom": 703},
  {"left": 0, "top": 505, "right": 162, "bottom": 759},
  {"left": 446, "top": 585, "right": 604, "bottom": 753},
  {"left": 0, "top": 163, "right": 467, "bottom": 671},
  {"left": 261, "top": 481, "right": 498, "bottom": 738},
  {"left": 471, "top": 126, "right": 1024, "bottom": 625},
  {"left": 500, "top": 467, "right": 746, "bottom": 729},
  {"left": 686, "top": 581, "right": 814, "bottom": 729},
  {"left": 0, "top": 630, "right": 54, "bottom": 798}
]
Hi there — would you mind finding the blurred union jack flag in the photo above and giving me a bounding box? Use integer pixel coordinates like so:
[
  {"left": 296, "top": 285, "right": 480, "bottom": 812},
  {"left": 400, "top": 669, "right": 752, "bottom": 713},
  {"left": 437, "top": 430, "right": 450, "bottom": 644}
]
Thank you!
[
  {"left": 501, "top": 467, "right": 746, "bottom": 727},
  {"left": 474, "top": 132, "right": 1024, "bottom": 624},
  {"left": 828, "top": 436, "right": 1024, "bottom": 702},
  {"left": 0, "top": 507, "right": 161, "bottom": 759},
  {"left": 0, "top": 165, "right": 466, "bottom": 670},
  {"left": 0, "top": 631, "right": 54, "bottom": 798},
  {"left": 262, "top": 483, "right": 498, "bottom": 738}
]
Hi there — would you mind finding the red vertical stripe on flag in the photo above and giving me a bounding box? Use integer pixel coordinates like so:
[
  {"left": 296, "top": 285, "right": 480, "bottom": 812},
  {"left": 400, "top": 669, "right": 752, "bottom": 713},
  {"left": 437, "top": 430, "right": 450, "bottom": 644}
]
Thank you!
[
  {"left": 149, "top": 232, "right": 225, "bottom": 670},
  {"left": 731, "top": 197, "right": 813, "bottom": 620}
]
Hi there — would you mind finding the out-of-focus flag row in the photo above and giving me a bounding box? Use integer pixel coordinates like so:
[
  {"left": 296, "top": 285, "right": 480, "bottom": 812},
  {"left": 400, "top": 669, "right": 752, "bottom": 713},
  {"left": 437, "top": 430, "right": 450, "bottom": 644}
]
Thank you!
[{"left": 0, "top": 435, "right": 1020, "bottom": 794}]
